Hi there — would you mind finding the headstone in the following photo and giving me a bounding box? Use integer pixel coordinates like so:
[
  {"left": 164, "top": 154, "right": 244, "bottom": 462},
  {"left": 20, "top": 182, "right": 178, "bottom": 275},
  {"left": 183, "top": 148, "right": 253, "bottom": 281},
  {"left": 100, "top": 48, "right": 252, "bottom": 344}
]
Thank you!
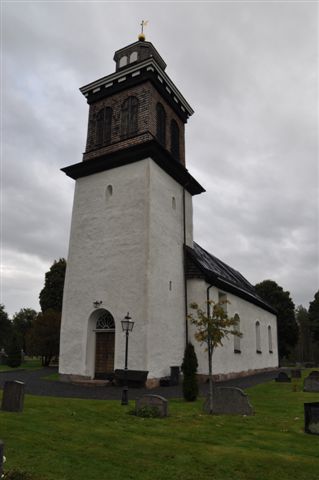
[
  {"left": 304, "top": 373, "right": 319, "bottom": 393},
  {"left": 136, "top": 394, "right": 168, "bottom": 417},
  {"left": 291, "top": 369, "right": 302, "bottom": 378},
  {"left": 0, "top": 440, "right": 3, "bottom": 477},
  {"left": 170, "top": 366, "right": 180, "bottom": 386},
  {"left": 308, "top": 370, "right": 319, "bottom": 379},
  {"left": 275, "top": 372, "right": 291, "bottom": 383},
  {"left": 304, "top": 402, "right": 319, "bottom": 435},
  {"left": 203, "top": 387, "right": 253, "bottom": 415},
  {"left": 1, "top": 380, "right": 25, "bottom": 412}
]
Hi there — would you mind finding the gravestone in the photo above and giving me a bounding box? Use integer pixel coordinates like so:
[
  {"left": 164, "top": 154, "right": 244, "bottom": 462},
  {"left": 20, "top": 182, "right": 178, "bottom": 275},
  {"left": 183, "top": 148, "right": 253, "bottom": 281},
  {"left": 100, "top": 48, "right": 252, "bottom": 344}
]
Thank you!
[
  {"left": 304, "top": 402, "right": 319, "bottom": 435},
  {"left": 203, "top": 387, "right": 253, "bottom": 415},
  {"left": 275, "top": 372, "right": 291, "bottom": 383},
  {"left": 291, "top": 369, "right": 302, "bottom": 378},
  {"left": 304, "top": 373, "right": 319, "bottom": 393},
  {"left": 0, "top": 440, "right": 3, "bottom": 477},
  {"left": 136, "top": 394, "right": 168, "bottom": 417},
  {"left": 1, "top": 380, "right": 25, "bottom": 412}
]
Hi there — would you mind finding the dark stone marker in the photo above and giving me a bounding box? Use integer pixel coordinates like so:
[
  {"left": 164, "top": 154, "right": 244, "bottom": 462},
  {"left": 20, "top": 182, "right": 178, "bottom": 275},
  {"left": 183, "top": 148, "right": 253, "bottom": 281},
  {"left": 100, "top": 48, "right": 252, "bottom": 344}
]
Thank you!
[
  {"left": 1, "top": 380, "right": 25, "bottom": 412},
  {"left": 203, "top": 387, "right": 253, "bottom": 415},
  {"left": 308, "top": 370, "right": 319, "bottom": 379},
  {"left": 291, "top": 369, "right": 302, "bottom": 378},
  {"left": 275, "top": 372, "right": 291, "bottom": 383},
  {"left": 136, "top": 394, "right": 168, "bottom": 417},
  {"left": 304, "top": 402, "right": 319, "bottom": 435},
  {"left": 304, "top": 374, "right": 319, "bottom": 393},
  {"left": 0, "top": 440, "right": 3, "bottom": 477},
  {"left": 170, "top": 366, "right": 180, "bottom": 386}
]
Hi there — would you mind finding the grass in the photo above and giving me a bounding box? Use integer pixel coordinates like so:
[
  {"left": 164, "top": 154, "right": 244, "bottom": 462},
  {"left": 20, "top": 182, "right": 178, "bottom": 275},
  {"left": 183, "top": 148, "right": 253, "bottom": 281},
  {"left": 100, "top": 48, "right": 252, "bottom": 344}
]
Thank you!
[
  {"left": 0, "top": 374, "right": 318, "bottom": 480},
  {"left": 0, "top": 358, "right": 42, "bottom": 372}
]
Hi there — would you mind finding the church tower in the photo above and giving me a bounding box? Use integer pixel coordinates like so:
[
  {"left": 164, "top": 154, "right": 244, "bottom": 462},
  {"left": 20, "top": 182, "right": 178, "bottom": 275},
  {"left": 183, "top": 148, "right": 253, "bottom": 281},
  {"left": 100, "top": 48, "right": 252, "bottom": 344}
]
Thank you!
[{"left": 59, "top": 33, "right": 204, "bottom": 385}]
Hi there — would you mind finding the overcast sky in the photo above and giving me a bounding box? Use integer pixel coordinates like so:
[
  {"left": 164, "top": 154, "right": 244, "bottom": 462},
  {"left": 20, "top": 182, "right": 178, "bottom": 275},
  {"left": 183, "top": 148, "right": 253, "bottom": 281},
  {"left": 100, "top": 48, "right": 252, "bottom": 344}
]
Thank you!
[{"left": 1, "top": 1, "right": 318, "bottom": 317}]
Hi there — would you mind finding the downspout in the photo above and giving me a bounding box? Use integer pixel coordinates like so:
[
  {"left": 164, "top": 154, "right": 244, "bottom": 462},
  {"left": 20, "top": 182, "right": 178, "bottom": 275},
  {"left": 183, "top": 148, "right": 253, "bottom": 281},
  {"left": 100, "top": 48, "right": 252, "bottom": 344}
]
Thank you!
[
  {"left": 207, "top": 283, "right": 214, "bottom": 414},
  {"left": 183, "top": 185, "right": 189, "bottom": 346}
]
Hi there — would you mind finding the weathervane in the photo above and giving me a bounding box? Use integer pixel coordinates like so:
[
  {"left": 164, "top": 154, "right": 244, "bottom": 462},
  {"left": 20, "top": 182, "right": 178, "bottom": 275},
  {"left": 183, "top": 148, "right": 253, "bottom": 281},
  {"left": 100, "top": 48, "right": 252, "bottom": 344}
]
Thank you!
[{"left": 138, "top": 20, "right": 149, "bottom": 41}]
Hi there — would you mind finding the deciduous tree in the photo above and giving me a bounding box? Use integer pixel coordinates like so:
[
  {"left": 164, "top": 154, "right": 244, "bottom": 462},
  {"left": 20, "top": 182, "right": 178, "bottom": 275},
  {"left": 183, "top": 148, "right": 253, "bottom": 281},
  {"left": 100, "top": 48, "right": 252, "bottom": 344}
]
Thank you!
[
  {"left": 26, "top": 310, "right": 61, "bottom": 366},
  {"left": 309, "top": 290, "right": 319, "bottom": 343},
  {"left": 255, "top": 280, "right": 298, "bottom": 360},
  {"left": 39, "top": 259, "right": 66, "bottom": 313},
  {"left": 12, "top": 308, "right": 37, "bottom": 353},
  {"left": 0, "top": 304, "right": 12, "bottom": 350}
]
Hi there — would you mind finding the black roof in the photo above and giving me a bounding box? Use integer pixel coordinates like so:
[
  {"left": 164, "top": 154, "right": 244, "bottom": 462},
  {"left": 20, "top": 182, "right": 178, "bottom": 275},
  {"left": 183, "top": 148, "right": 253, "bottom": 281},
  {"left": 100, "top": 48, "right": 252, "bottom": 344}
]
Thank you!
[{"left": 185, "top": 242, "right": 276, "bottom": 315}]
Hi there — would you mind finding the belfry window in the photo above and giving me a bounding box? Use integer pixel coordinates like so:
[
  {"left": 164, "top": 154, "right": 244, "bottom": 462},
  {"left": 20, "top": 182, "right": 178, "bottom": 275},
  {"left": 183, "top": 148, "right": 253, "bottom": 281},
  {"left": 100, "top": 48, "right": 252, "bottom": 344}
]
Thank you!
[
  {"left": 120, "top": 96, "right": 138, "bottom": 138},
  {"left": 95, "top": 107, "right": 112, "bottom": 146},
  {"left": 170, "top": 119, "right": 180, "bottom": 160},
  {"left": 156, "top": 103, "right": 166, "bottom": 146}
]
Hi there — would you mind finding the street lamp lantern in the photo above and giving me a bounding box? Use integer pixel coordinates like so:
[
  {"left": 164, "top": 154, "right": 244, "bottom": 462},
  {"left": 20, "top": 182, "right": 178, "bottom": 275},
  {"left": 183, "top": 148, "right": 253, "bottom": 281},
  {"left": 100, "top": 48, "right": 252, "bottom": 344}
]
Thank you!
[
  {"left": 121, "top": 313, "right": 134, "bottom": 332},
  {"left": 121, "top": 312, "right": 134, "bottom": 406}
]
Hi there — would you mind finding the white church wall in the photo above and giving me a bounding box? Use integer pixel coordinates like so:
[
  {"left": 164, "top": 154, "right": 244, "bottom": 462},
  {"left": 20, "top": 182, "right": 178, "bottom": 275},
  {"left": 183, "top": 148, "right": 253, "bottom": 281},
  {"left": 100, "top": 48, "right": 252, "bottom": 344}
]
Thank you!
[
  {"left": 187, "top": 279, "right": 278, "bottom": 377},
  {"left": 60, "top": 159, "right": 154, "bottom": 378},
  {"left": 145, "top": 161, "right": 193, "bottom": 380}
]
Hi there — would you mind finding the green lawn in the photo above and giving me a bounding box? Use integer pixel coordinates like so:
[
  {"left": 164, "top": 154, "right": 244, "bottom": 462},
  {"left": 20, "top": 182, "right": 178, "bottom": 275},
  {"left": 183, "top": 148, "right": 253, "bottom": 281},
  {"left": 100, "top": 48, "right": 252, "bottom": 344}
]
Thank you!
[
  {"left": 0, "top": 358, "right": 42, "bottom": 372},
  {"left": 0, "top": 376, "right": 318, "bottom": 480}
]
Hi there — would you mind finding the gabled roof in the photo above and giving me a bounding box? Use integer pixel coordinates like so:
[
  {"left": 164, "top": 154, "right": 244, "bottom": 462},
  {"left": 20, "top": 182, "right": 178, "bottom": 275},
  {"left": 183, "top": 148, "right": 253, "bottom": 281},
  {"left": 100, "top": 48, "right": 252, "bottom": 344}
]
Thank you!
[{"left": 185, "top": 242, "right": 276, "bottom": 315}]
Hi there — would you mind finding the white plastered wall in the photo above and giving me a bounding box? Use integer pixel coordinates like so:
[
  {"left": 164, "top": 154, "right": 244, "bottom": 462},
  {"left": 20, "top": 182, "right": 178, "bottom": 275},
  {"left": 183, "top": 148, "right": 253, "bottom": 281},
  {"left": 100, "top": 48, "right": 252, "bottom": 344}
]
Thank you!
[
  {"left": 187, "top": 279, "right": 279, "bottom": 376},
  {"left": 59, "top": 157, "right": 193, "bottom": 379}
]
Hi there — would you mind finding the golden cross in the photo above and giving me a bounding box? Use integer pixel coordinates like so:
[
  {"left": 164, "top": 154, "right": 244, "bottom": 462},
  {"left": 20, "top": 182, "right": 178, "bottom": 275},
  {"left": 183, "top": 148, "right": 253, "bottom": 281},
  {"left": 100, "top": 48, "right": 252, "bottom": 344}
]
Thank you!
[{"left": 140, "top": 20, "right": 149, "bottom": 34}]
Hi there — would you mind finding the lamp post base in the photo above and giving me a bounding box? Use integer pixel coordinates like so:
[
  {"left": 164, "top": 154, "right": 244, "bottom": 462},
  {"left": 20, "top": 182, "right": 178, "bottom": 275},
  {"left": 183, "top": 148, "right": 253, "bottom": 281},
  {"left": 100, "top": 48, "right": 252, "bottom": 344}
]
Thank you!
[{"left": 121, "top": 386, "right": 128, "bottom": 405}]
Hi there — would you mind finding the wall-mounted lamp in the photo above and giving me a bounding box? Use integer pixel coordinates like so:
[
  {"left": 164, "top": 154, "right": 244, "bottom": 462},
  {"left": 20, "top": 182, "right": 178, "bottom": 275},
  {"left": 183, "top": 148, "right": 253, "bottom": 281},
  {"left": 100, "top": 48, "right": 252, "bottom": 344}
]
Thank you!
[{"left": 93, "top": 300, "right": 103, "bottom": 309}]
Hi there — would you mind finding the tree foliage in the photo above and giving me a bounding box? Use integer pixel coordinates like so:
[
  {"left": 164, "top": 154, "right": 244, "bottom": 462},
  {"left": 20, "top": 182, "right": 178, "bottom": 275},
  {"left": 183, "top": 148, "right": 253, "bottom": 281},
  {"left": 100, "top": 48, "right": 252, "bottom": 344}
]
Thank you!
[
  {"left": 295, "top": 305, "right": 312, "bottom": 363},
  {"left": 39, "top": 259, "right": 66, "bottom": 313},
  {"left": 188, "top": 300, "right": 241, "bottom": 413},
  {"left": 308, "top": 290, "right": 319, "bottom": 343},
  {"left": 26, "top": 310, "right": 61, "bottom": 366},
  {"left": 12, "top": 308, "right": 37, "bottom": 353},
  {"left": 6, "top": 333, "right": 22, "bottom": 368},
  {"left": 0, "top": 304, "right": 12, "bottom": 350},
  {"left": 181, "top": 342, "right": 198, "bottom": 401},
  {"left": 255, "top": 280, "right": 298, "bottom": 359}
]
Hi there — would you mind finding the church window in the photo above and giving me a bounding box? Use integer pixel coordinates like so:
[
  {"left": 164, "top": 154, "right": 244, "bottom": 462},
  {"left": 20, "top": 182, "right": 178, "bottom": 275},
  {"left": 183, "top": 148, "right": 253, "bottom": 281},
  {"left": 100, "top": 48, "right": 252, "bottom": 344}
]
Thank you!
[
  {"left": 95, "top": 107, "right": 112, "bottom": 147},
  {"left": 96, "top": 311, "right": 115, "bottom": 331},
  {"left": 130, "top": 51, "right": 138, "bottom": 63},
  {"left": 268, "top": 326, "right": 273, "bottom": 353},
  {"left": 218, "top": 291, "right": 227, "bottom": 313},
  {"left": 170, "top": 119, "right": 180, "bottom": 160},
  {"left": 120, "top": 96, "right": 138, "bottom": 138},
  {"left": 256, "top": 321, "right": 261, "bottom": 353},
  {"left": 156, "top": 103, "right": 166, "bottom": 146},
  {"left": 119, "top": 55, "right": 128, "bottom": 68},
  {"left": 169, "top": 281, "right": 172, "bottom": 291},
  {"left": 234, "top": 314, "right": 241, "bottom": 353},
  {"left": 106, "top": 185, "right": 113, "bottom": 201},
  {"left": 172, "top": 196, "right": 176, "bottom": 210}
]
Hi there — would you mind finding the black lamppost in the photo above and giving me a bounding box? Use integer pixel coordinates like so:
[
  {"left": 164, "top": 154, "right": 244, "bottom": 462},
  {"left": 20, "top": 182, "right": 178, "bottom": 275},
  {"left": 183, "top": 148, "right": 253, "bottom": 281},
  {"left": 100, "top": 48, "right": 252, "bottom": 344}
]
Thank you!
[{"left": 121, "top": 312, "right": 134, "bottom": 405}]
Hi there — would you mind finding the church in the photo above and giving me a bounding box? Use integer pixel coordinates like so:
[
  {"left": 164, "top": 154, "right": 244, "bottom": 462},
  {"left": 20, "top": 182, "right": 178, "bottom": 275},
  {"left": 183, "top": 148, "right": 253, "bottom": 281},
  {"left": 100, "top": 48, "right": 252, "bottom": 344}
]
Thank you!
[{"left": 59, "top": 32, "right": 278, "bottom": 387}]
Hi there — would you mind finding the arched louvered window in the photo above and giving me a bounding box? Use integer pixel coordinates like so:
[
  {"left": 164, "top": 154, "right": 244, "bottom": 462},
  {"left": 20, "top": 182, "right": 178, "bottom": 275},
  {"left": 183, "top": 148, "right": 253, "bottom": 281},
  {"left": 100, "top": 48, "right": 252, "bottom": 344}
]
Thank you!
[
  {"left": 95, "top": 311, "right": 115, "bottom": 331},
  {"left": 256, "top": 321, "right": 261, "bottom": 353},
  {"left": 120, "top": 96, "right": 138, "bottom": 138},
  {"left": 170, "top": 119, "right": 180, "bottom": 160},
  {"left": 234, "top": 314, "right": 241, "bottom": 353},
  {"left": 95, "top": 107, "right": 112, "bottom": 146},
  {"left": 156, "top": 103, "right": 166, "bottom": 146}
]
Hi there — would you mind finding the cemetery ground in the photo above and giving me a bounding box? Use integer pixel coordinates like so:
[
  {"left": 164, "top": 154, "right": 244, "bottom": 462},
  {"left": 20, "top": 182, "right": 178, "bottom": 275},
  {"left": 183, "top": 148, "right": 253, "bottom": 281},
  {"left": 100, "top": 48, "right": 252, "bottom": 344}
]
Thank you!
[{"left": 0, "top": 372, "right": 318, "bottom": 480}]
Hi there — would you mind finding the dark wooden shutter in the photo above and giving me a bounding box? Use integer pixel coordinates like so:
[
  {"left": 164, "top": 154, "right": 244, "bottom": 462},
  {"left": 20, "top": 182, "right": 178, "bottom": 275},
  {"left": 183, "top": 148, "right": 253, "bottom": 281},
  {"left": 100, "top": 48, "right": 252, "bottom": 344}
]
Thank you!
[
  {"left": 156, "top": 103, "right": 166, "bottom": 146},
  {"left": 96, "top": 109, "right": 104, "bottom": 146},
  {"left": 104, "top": 107, "right": 112, "bottom": 145},
  {"left": 171, "top": 120, "right": 180, "bottom": 160},
  {"left": 121, "top": 97, "right": 138, "bottom": 137}
]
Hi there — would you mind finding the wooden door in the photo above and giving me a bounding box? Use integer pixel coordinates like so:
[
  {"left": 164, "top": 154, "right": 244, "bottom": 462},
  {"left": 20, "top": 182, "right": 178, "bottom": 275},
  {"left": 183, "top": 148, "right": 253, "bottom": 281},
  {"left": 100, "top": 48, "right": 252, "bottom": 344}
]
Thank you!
[{"left": 95, "top": 332, "right": 115, "bottom": 379}]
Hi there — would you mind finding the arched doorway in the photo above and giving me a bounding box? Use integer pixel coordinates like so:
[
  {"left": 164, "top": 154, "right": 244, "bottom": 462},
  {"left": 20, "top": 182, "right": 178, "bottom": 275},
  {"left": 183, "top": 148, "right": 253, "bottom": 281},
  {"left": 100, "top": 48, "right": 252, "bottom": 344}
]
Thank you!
[{"left": 94, "top": 310, "right": 115, "bottom": 379}]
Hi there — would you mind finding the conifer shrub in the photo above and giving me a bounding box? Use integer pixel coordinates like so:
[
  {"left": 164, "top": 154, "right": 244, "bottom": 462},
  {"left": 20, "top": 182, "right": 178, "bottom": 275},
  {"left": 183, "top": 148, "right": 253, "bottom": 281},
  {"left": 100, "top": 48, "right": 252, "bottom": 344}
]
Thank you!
[{"left": 181, "top": 342, "right": 198, "bottom": 401}]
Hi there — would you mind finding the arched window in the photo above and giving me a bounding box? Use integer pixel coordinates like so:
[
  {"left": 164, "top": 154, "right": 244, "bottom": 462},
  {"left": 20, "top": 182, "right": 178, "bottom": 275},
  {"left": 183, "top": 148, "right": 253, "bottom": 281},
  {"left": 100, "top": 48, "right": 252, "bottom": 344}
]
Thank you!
[
  {"left": 95, "top": 107, "right": 112, "bottom": 146},
  {"left": 234, "top": 314, "right": 241, "bottom": 353},
  {"left": 119, "top": 56, "right": 128, "bottom": 68},
  {"left": 130, "top": 51, "right": 138, "bottom": 63},
  {"left": 156, "top": 103, "right": 166, "bottom": 146},
  {"left": 268, "top": 326, "right": 273, "bottom": 353},
  {"left": 95, "top": 311, "right": 115, "bottom": 331},
  {"left": 120, "top": 97, "right": 138, "bottom": 138},
  {"left": 256, "top": 321, "right": 261, "bottom": 353},
  {"left": 170, "top": 119, "right": 180, "bottom": 160}
]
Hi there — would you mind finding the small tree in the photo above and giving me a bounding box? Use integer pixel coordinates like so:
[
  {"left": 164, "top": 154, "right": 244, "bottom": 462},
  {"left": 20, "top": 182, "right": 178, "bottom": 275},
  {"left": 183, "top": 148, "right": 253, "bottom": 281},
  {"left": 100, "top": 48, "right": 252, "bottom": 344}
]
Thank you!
[
  {"left": 12, "top": 308, "right": 37, "bottom": 354},
  {"left": 181, "top": 342, "right": 198, "bottom": 401},
  {"left": 6, "top": 333, "right": 22, "bottom": 368},
  {"left": 26, "top": 310, "right": 61, "bottom": 366},
  {"left": 0, "top": 304, "right": 12, "bottom": 350},
  {"left": 188, "top": 300, "right": 241, "bottom": 414}
]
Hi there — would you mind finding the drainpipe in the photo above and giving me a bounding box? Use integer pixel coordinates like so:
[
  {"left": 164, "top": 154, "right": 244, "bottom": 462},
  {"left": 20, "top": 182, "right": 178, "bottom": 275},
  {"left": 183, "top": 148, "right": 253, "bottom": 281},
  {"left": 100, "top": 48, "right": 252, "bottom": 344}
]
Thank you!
[
  {"left": 207, "top": 283, "right": 214, "bottom": 414},
  {"left": 183, "top": 184, "right": 189, "bottom": 346}
]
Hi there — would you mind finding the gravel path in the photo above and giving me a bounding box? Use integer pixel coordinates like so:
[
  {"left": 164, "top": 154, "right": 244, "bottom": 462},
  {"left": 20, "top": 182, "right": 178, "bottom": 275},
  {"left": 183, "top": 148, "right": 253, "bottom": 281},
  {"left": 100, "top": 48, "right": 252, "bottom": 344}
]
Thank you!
[{"left": 0, "top": 368, "right": 279, "bottom": 401}]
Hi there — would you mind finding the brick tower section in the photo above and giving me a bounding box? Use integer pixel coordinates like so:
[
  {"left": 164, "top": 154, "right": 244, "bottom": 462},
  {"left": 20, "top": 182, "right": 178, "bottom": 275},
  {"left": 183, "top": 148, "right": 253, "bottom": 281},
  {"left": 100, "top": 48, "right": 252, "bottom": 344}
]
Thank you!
[{"left": 83, "top": 82, "right": 186, "bottom": 166}]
